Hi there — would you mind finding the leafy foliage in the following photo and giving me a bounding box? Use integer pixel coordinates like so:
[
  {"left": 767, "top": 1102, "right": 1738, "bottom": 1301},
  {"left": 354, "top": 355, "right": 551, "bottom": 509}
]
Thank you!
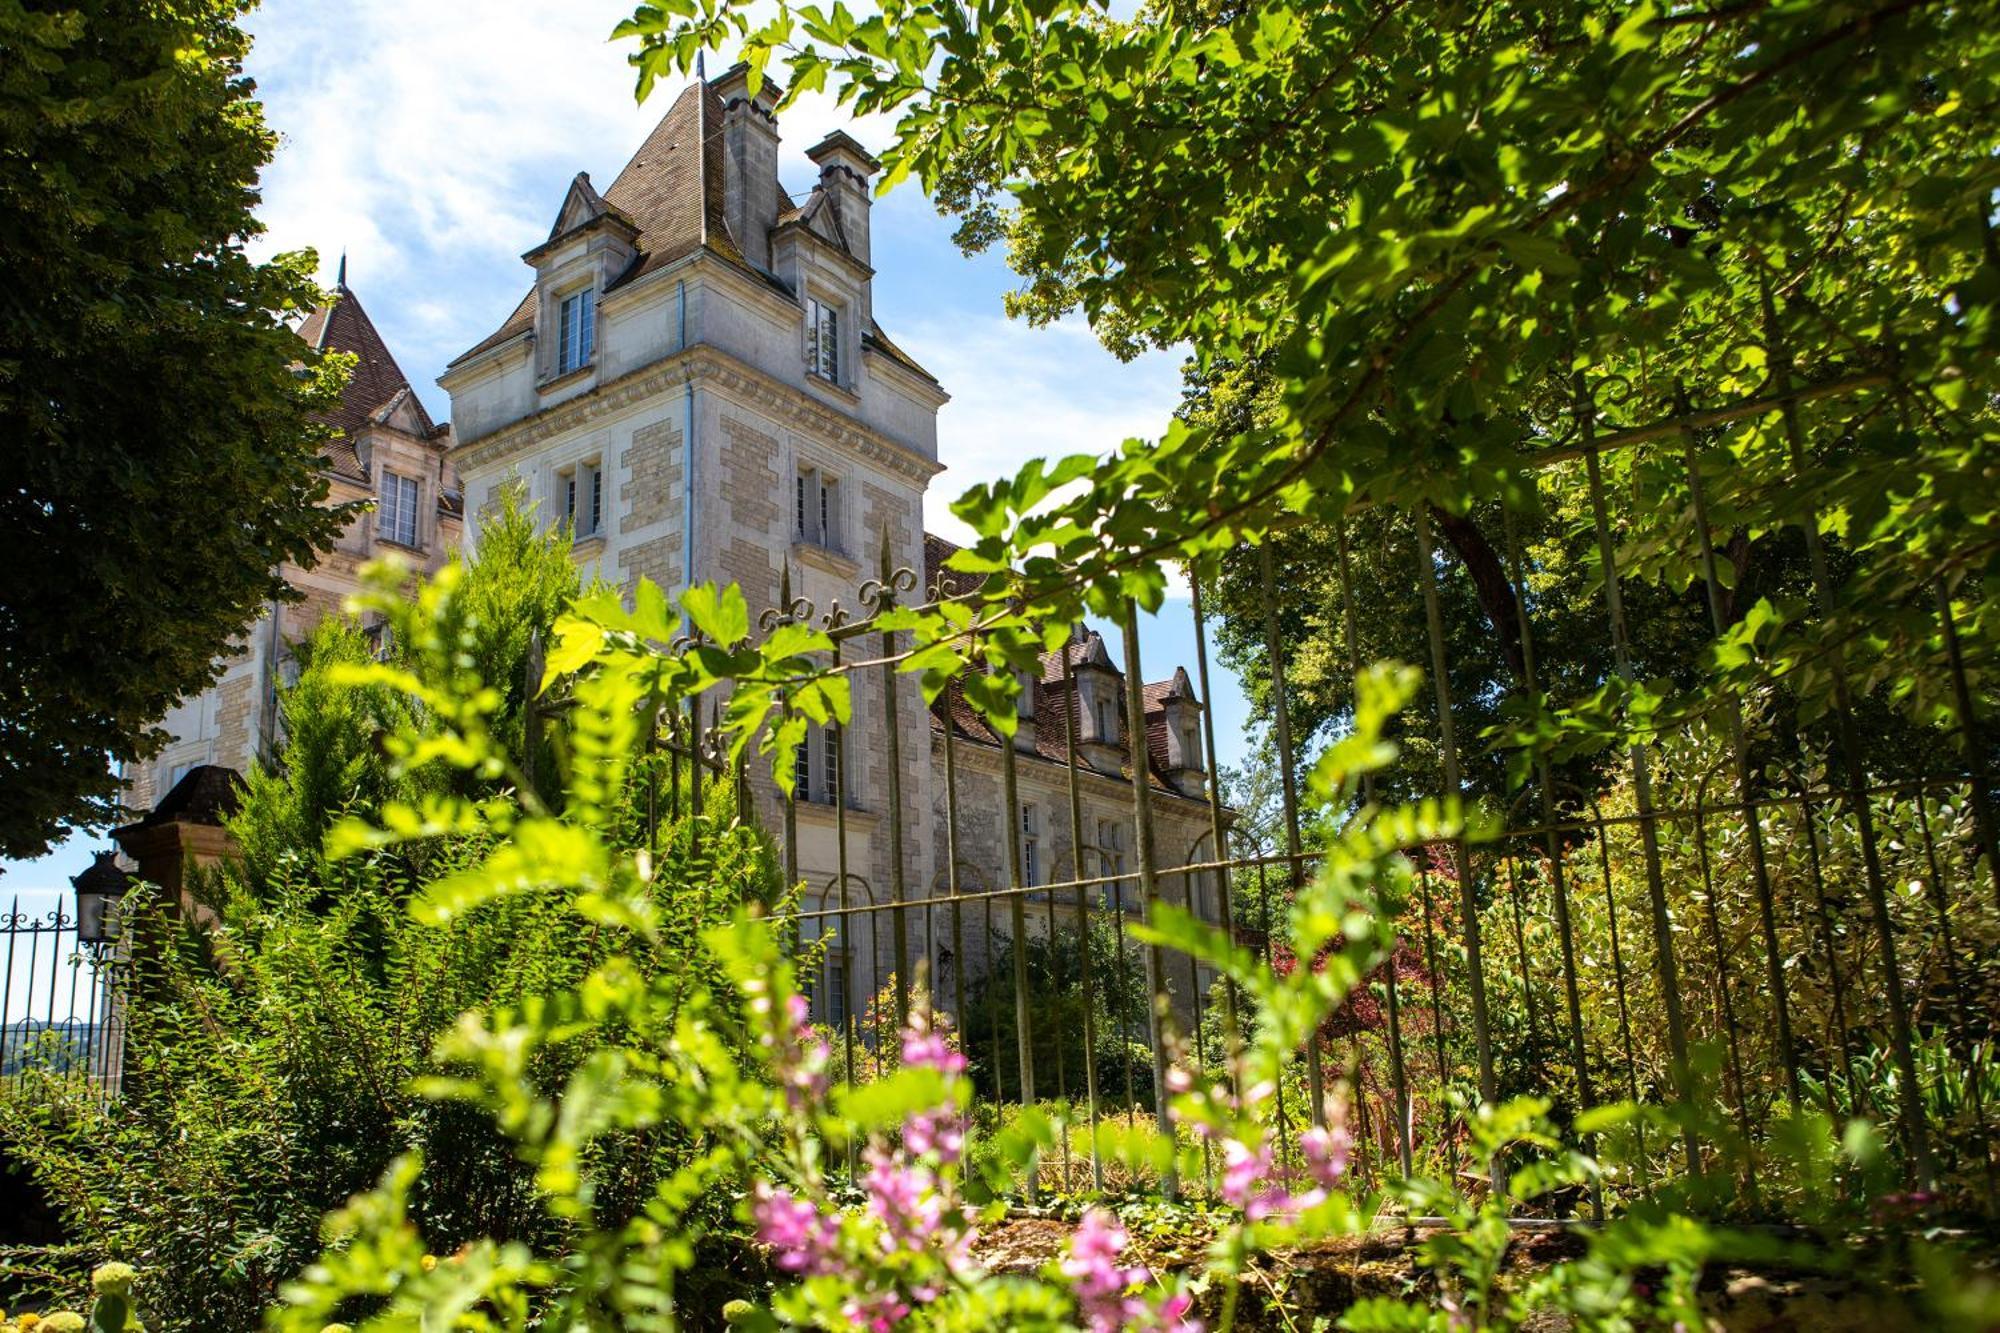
[
  {"left": 0, "top": 0, "right": 348, "bottom": 857},
  {"left": 605, "top": 0, "right": 2000, "bottom": 870},
  {"left": 0, "top": 529, "right": 766, "bottom": 1330}
]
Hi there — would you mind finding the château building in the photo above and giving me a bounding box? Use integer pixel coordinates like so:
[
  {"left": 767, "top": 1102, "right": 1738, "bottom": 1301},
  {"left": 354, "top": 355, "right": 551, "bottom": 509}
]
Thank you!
[
  {"left": 121, "top": 266, "right": 460, "bottom": 814},
  {"left": 120, "top": 67, "right": 1221, "bottom": 1024}
]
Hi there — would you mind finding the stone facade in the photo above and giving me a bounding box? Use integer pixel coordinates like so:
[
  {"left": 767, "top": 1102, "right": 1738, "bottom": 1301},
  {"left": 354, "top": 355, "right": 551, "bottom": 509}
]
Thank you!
[
  {"left": 124, "top": 278, "right": 460, "bottom": 814},
  {"left": 441, "top": 67, "right": 1222, "bottom": 1026},
  {"left": 127, "top": 70, "right": 1223, "bottom": 1035}
]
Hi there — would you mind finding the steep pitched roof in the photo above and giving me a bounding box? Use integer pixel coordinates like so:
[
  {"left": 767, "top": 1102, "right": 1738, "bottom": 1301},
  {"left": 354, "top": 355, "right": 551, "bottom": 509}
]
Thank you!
[
  {"left": 452, "top": 79, "right": 737, "bottom": 367},
  {"left": 865, "top": 320, "right": 940, "bottom": 385},
  {"left": 920, "top": 532, "right": 1201, "bottom": 798},
  {"left": 299, "top": 280, "right": 436, "bottom": 478},
  {"left": 543, "top": 171, "right": 624, "bottom": 242},
  {"left": 116, "top": 764, "right": 245, "bottom": 831}
]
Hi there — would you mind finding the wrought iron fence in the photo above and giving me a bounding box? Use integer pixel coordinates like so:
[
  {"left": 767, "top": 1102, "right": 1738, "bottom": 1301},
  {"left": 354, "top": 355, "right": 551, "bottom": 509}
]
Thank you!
[
  {"left": 1, "top": 896, "right": 124, "bottom": 1100},
  {"left": 631, "top": 377, "right": 1998, "bottom": 1217}
]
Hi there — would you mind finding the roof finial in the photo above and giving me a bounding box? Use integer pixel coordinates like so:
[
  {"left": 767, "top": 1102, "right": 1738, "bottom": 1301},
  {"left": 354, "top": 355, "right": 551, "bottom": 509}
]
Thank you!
[
  {"left": 696, "top": 49, "right": 707, "bottom": 80},
  {"left": 336, "top": 251, "right": 347, "bottom": 291}
]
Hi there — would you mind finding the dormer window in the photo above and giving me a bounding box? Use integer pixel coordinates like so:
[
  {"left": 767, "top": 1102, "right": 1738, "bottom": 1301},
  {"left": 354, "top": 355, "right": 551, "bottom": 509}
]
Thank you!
[
  {"left": 806, "top": 295, "right": 840, "bottom": 382},
  {"left": 557, "top": 287, "right": 596, "bottom": 375},
  {"left": 379, "top": 471, "right": 419, "bottom": 548},
  {"left": 1094, "top": 696, "right": 1118, "bottom": 743}
]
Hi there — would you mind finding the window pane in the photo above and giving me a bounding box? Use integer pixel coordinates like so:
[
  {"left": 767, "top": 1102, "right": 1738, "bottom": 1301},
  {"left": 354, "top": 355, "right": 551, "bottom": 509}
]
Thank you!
[
  {"left": 589, "top": 464, "right": 602, "bottom": 535},
  {"left": 381, "top": 472, "right": 417, "bottom": 547},
  {"left": 559, "top": 291, "right": 595, "bottom": 374},
  {"left": 806, "top": 298, "right": 839, "bottom": 380},
  {"left": 827, "top": 961, "right": 847, "bottom": 1026}
]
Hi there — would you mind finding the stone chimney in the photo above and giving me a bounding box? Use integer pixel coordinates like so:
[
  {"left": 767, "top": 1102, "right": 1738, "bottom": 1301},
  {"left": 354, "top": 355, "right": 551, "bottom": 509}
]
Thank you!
[
  {"left": 1072, "top": 632, "right": 1126, "bottom": 775},
  {"left": 805, "top": 130, "right": 879, "bottom": 272},
  {"left": 1014, "top": 670, "right": 1038, "bottom": 755},
  {"left": 1158, "top": 667, "right": 1205, "bottom": 797},
  {"left": 713, "top": 62, "right": 783, "bottom": 272}
]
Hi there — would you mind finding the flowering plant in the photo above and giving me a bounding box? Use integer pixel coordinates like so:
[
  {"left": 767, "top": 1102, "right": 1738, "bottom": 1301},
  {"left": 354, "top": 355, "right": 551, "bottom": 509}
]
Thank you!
[{"left": 257, "top": 590, "right": 1816, "bottom": 1331}]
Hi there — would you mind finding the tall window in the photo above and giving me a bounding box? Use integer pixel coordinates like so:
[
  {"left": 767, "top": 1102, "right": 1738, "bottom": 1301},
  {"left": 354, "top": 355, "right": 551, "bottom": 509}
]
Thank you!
[
  {"left": 1178, "top": 715, "right": 1202, "bottom": 768},
  {"left": 558, "top": 287, "right": 596, "bottom": 374},
  {"left": 822, "top": 958, "right": 848, "bottom": 1026},
  {"left": 561, "top": 461, "right": 602, "bottom": 538},
  {"left": 1095, "top": 696, "right": 1118, "bottom": 743},
  {"left": 1020, "top": 805, "right": 1041, "bottom": 886},
  {"left": 793, "top": 721, "right": 844, "bottom": 804},
  {"left": 806, "top": 296, "right": 839, "bottom": 381},
  {"left": 823, "top": 723, "right": 841, "bottom": 804},
  {"left": 379, "top": 471, "right": 419, "bottom": 547},
  {"left": 795, "top": 466, "right": 841, "bottom": 551},
  {"left": 1098, "top": 819, "right": 1130, "bottom": 908}
]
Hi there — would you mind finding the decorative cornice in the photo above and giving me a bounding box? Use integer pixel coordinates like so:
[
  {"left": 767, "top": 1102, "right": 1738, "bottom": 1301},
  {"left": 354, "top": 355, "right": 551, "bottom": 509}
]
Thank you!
[{"left": 450, "top": 341, "right": 944, "bottom": 486}]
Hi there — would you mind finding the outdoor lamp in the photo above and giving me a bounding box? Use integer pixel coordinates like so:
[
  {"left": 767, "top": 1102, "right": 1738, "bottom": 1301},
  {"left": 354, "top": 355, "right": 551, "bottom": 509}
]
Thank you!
[{"left": 72, "top": 851, "right": 131, "bottom": 946}]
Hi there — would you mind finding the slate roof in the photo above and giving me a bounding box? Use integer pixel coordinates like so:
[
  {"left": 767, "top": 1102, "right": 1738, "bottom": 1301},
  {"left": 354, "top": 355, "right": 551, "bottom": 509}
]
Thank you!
[
  {"left": 116, "top": 765, "right": 244, "bottom": 832},
  {"left": 299, "top": 280, "right": 438, "bottom": 479},
  {"left": 452, "top": 79, "right": 736, "bottom": 367},
  {"left": 921, "top": 534, "right": 1199, "bottom": 799},
  {"left": 448, "top": 76, "right": 940, "bottom": 387}
]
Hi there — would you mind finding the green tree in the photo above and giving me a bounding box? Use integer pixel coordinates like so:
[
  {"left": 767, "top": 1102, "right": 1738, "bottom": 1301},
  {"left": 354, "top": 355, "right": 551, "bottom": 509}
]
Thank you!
[
  {"left": 1178, "top": 355, "right": 1943, "bottom": 807},
  {"left": 0, "top": 0, "right": 344, "bottom": 859},
  {"left": 231, "top": 619, "right": 414, "bottom": 887},
  {"left": 616, "top": 0, "right": 1998, "bottom": 747}
]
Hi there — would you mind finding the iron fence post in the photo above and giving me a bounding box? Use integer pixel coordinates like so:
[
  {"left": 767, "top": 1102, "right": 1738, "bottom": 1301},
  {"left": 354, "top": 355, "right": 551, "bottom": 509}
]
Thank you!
[
  {"left": 1412, "top": 504, "right": 1499, "bottom": 1190},
  {"left": 1121, "top": 598, "right": 1178, "bottom": 1198},
  {"left": 1060, "top": 633, "right": 1106, "bottom": 1191},
  {"left": 1680, "top": 416, "right": 1802, "bottom": 1111},
  {"left": 1258, "top": 544, "right": 1329, "bottom": 1128},
  {"left": 1575, "top": 372, "right": 1699, "bottom": 1176},
  {"left": 1759, "top": 282, "right": 1931, "bottom": 1184}
]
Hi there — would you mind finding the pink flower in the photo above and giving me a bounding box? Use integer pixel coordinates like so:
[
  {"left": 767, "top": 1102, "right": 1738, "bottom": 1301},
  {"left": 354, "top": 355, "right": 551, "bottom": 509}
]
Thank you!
[
  {"left": 864, "top": 1148, "right": 949, "bottom": 1253},
  {"left": 904, "top": 1107, "right": 966, "bottom": 1164},
  {"left": 1218, "top": 1138, "right": 1272, "bottom": 1209},
  {"left": 750, "top": 1184, "right": 844, "bottom": 1276},
  {"left": 1063, "top": 1209, "right": 1202, "bottom": 1332},
  {"left": 842, "top": 1290, "right": 913, "bottom": 1332},
  {"left": 901, "top": 1026, "right": 968, "bottom": 1076},
  {"left": 1301, "top": 1119, "right": 1351, "bottom": 1191}
]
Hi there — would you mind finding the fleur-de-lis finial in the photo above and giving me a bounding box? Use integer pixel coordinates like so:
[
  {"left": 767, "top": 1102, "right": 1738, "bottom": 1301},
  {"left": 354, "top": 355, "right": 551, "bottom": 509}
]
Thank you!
[{"left": 761, "top": 558, "right": 817, "bottom": 632}]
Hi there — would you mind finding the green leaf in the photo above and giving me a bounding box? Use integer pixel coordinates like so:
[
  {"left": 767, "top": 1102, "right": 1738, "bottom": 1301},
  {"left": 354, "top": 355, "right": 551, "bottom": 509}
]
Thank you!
[{"left": 681, "top": 582, "right": 750, "bottom": 646}]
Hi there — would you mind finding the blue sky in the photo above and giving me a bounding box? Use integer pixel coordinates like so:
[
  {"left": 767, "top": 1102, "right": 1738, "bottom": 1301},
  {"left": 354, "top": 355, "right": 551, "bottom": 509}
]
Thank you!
[{"left": 0, "top": 1, "right": 1257, "bottom": 904}]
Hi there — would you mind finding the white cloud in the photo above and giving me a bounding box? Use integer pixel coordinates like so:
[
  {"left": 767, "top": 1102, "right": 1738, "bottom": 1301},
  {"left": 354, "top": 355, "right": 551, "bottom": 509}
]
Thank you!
[
  {"left": 239, "top": 2, "right": 1187, "bottom": 546},
  {"left": 903, "top": 314, "right": 1184, "bottom": 543},
  {"left": 244, "top": 2, "right": 908, "bottom": 410}
]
